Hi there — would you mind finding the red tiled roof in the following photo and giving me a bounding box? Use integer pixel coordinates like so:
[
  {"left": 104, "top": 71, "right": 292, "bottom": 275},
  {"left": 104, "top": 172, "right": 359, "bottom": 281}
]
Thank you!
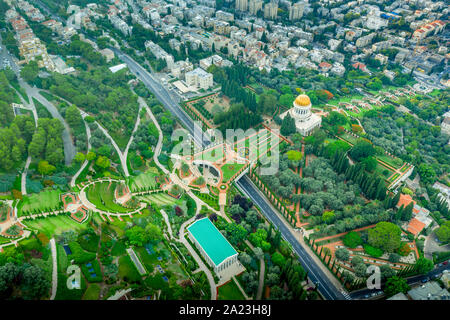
[
  {"left": 319, "top": 62, "right": 332, "bottom": 68},
  {"left": 397, "top": 193, "right": 415, "bottom": 208},
  {"left": 407, "top": 218, "right": 426, "bottom": 236}
]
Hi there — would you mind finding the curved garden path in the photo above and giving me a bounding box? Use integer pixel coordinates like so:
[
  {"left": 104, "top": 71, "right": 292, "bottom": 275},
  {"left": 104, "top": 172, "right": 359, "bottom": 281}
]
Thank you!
[
  {"left": 20, "top": 81, "right": 76, "bottom": 165},
  {"left": 143, "top": 101, "right": 218, "bottom": 299},
  {"left": 78, "top": 178, "right": 146, "bottom": 217},
  {"left": 70, "top": 113, "right": 92, "bottom": 187},
  {"left": 140, "top": 97, "right": 169, "bottom": 175},
  {"left": 50, "top": 238, "right": 57, "bottom": 300},
  {"left": 15, "top": 92, "right": 38, "bottom": 196}
]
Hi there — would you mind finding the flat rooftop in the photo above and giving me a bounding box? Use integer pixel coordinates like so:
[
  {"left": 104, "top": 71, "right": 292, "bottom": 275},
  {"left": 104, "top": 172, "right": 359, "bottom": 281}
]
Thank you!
[{"left": 187, "top": 217, "right": 237, "bottom": 267}]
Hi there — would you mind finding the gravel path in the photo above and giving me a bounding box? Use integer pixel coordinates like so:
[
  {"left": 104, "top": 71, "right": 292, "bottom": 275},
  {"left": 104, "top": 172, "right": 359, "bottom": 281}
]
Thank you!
[{"left": 50, "top": 238, "right": 58, "bottom": 300}]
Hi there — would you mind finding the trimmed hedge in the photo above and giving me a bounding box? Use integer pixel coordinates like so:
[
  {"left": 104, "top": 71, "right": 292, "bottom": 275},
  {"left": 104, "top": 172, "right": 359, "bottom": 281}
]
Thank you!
[
  {"left": 363, "top": 244, "right": 383, "bottom": 258},
  {"left": 68, "top": 241, "right": 96, "bottom": 264}
]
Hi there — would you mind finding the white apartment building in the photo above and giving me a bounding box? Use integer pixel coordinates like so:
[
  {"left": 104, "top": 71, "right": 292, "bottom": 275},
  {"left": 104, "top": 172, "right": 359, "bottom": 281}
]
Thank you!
[{"left": 185, "top": 67, "right": 214, "bottom": 90}]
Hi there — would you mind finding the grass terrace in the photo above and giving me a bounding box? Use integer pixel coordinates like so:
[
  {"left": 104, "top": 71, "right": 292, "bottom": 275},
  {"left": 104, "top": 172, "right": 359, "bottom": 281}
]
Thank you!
[
  {"left": 18, "top": 189, "right": 61, "bottom": 216},
  {"left": 86, "top": 181, "right": 136, "bottom": 213},
  {"left": 221, "top": 163, "right": 246, "bottom": 183},
  {"left": 23, "top": 215, "right": 88, "bottom": 238},
  {"left": 138, "top": 192, "right": 181, "bottom": 207},
  {"left": 128, "top": 168, "right": 159, "bottom": 192},
  {"left": 198, "top": 146, "right": 225, "bottom": 163},
  {"left": 217, "top": 280, "right": 246, "bottom": 300},
  {"left": 376, "top": 154, "right": 404, "bottom": 170}
]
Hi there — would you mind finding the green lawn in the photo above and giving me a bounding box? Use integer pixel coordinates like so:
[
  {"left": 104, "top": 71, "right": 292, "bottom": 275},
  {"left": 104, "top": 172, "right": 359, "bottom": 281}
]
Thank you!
[
  {"left": 135, "top": 245, "right": 158, "bottom": 273},
  {"left": 32, "top": 97, "right": 52, "bottom": 118},
  {"left": 0, "top": 236, "right": 12, "bottom": 245},
  {"left": 138, "top": 192, "right": 180, "bottom": 207},
  {"left": 199, "top": 146, "right": 225, "bottom": 163},
  {"left": 128, "top": 167, "right": 159, "bottom": 192},
  {"left": 376, "top": 154, "right": 404, "bottom": 169},
  {"left": 10, "top": 81, "right": 29, "bottom": 103},
  {"left": 19, "top": 189, "right": 61, "bottom": 216},
  {"left": 86, "top": 181, "right": 135, "bottom": 213},
  {"left": 374, "top": 163, "right": 394, "bottom": 180},
  {"left": 217, "top": 280, "right": 245, "bottom": 300},
  {"left": 56, "top": 243, "right": 69, "bottom": 272},
  {"left": 118, "top": 255, "right": 142, "bottom": 282},
  {"left": 82, "top": 283, "right": 101, "bottom": 300},
  {"left": 221, "top": 163, "right": 246, "bottom": 182},
  {"left": 111, "top": 240, "right": 127, "bottom": 256},
  {"left": 55, "top": 273, "right": 87, "bottom": 300},
  {"left": 22, "top": 215, "right": 88, "bottom": 238}
]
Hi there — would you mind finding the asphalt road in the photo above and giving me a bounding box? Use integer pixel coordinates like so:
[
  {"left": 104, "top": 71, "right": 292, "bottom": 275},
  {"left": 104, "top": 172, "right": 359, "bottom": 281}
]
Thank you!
[
  {"left": 23, "top": 2, "right": 368, "bottom": 300},
  {"left": 0, "top": 35, "right": 76, "bottom": 165},
  {"left": 112, "top": 49, "right": 208, "bottom": 148},
  {"left": 236, "top": 175, "right": 346, "bottom": 300}
]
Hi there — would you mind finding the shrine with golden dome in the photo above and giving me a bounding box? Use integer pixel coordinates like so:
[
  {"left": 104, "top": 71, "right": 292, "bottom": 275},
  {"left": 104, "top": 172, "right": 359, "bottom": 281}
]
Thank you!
[{"left": 279, "top": 93, "right": 322, "bottom": 136}]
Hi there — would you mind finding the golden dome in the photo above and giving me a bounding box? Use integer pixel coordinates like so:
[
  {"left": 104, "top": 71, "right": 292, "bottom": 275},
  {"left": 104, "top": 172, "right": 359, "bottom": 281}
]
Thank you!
[{"left": 294, "top": 94, "right": 311, "bottom": 107}]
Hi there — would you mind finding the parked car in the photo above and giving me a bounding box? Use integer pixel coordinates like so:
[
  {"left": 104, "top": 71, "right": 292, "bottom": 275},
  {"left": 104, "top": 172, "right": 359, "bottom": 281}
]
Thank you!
[{"left": 421, "top": 277, "right": 430, "bottom": 283}]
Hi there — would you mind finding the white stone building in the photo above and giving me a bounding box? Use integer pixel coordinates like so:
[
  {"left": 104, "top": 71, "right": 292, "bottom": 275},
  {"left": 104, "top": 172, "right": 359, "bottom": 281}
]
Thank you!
[{"left": 279, "top": 94, "right": 322, "bottom": 136}]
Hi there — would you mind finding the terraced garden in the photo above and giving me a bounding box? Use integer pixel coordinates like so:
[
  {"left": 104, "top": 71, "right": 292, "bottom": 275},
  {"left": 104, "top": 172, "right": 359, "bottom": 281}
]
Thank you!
[
  {"left": 86, "top": 181, "right": 136, "bottom": 213},
  {"left": 18, "top": 189, "right": 62, "bottom": 216},
  {"left": 138, "top": 192, "right": 181, "bottom": 207},
  {"left": 218, "top": 280, "right": 245, "bottom": 300},
  {"left": 198, "top": 146, "right": 225, "bottom": 163},
  {"left": 221, "top": 163, "right": 246, "bottom": 182},
  {"left": 128, "top": 167, "right": 159, "bottom": 192},
  {"left": 23, "top": 215, "right": 88, "bottom": 238}
]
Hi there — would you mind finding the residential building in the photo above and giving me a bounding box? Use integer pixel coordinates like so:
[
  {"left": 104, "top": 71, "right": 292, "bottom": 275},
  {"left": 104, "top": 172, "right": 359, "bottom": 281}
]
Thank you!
[
  {"left": 407, "top": 282, "right": 450, "bottom": 300},
  {"left": 185, "top": 67, "right": 214, "bottom": 90},
  {"left": 264, "top": 1, "right": 278, "bottom": 20},
  {"left": 145, "top": 40, "right": 175, "bottom": 69},
  {"left": 432, "top": 181, "right": 450, "bottom": 207},
  {"left": 412, "top": 20, "right": 446, "bottom": 41},
  {"left": 249, "top": 0, "right": 263, "bottom": 15},
  {"left": 374, "top": 53, "right": 388, "bottom": 64},
  {"left": 235, "top": 0, "right": 248, "bottom": 11},
  {"left": 440, "top": 117, "right": 450, "bottom": 135},
  {"left": 289, "top": 1, "right": 305, "bottom": 21}
]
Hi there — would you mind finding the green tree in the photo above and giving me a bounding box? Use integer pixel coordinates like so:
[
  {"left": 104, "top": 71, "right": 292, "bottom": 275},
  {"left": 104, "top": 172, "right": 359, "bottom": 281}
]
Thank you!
[
  {"left": 224, "top": 223, "right": 248, "bottom": 246},
  {"left": 125, "top": 226, "right": 150, "bottom": 247},
  {"left": 280, "top": 113, "right": 296, "bottom": 136},
  {"left": 145, "top": 223, "right": 162, "bottom": 241},
  {"left": 414, "top": 257, "right": 434, "bottom": 275},
  {"left": 86, "top": 151, "right": 96, "bottom": 161},
  {"left": 74, "top": 152, "right": 85, "bottom": 163},
  {"left": 384, "top": 276, "right": 410, "bottom": 298},
  {"left": 95, "top": 156, "right": 110, "bottom": 169},
  {"left": 335, "top": 248, "right": 350, "bottom": 261},
  {"left": 20, "top": 60, "right": 39, "bottom": 83},
  {"left": 322, "top": 210, "right": 335, "bottom": 223},
  {"left": 65, "top": 105, "right": 83, "bottom": 130},
  {"left": 349, "top": 140, "right": 376, "bottom": 162},
  {"left": 435, "top": 221, "right": 450, "bottom": 243},
  {"left": 368, "top": 222, "right": 402, "bottom": 253},
  {"left": 343, "top": 231, "right": 363, "bottom": 248},
  {"left": 37, "top": 160, "right": 55, "bottom": 177},
  {"left": 271, "top": 252, "right": 286, "bottom": 267}
]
